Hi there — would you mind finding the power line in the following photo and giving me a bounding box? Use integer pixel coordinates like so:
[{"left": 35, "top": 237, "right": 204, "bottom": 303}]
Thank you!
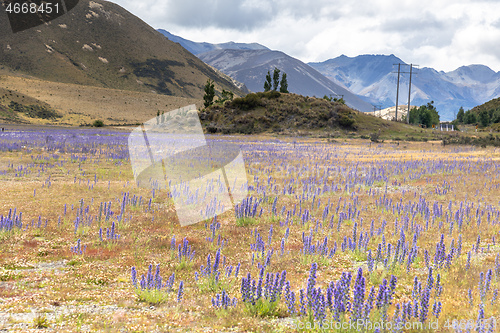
[{"left": 392, "top": 64, "right": 418, "bottom": 122}]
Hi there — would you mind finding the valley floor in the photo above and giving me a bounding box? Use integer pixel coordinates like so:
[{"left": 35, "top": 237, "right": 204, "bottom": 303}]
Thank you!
[{"left": 0, "top": 128, "right": 499, "bottom": 332}]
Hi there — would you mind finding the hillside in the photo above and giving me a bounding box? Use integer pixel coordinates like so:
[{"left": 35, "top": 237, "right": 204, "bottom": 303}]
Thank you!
[
  {"left": 200, "top": 92, "right": 435, "bottom": 139},
  {"left": 0, "top": 73, "right": 201, "bottom": 125},
  {"left": 469, "top": 97, "right": 500, "bottom": 116},
  {"left": 0, "top": 0, "right": 241, "bottom": 98}
]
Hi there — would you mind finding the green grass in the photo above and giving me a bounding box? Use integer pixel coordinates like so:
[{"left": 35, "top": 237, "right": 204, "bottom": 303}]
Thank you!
[
  {"left": 236, "top": 217, "right": 259, "bottom": 227},
  {"left": 134, "top": 288, "right": 171, "bottom": 305}
]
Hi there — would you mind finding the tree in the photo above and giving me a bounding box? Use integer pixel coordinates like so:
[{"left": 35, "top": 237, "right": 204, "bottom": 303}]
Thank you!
[
  {"left": 464, "top": 110, "right": 477, "bottom": 124},
  {"left": 203, "top": 79, "right": 215, "bottom": 108},
  {"left": 408, "top": 101, "right": 440, "bottom": 128},
  {"left": 457, "top": 106, "right": 465, "bottom": 123},
  {"left": 272, "top": 68, "right": 280, "bottom": 91},
  {"left": 264, "top": 71, "right": 272, "bottom": 92},
  {"left": 279, "top": 73, "right": 288, "bottom": 93},
  {"left": 479, "top": 109, "right": 490, "bottom": 127},
  {"left": 221, "top": 89, "right": 234, "bottom": 102}
]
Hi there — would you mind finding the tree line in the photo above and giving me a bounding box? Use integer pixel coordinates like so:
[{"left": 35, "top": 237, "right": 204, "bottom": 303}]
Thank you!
[{"left": 454, "top": 106, "right": 500, "bottom": 127}]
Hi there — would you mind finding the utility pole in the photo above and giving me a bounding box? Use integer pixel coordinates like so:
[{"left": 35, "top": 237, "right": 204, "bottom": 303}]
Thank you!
[
  {"left": 393, "top": 63, "right": 417, "bottom": 123},
  {"left": 407, "top": 64, "right": 413, "bottom": 124},
  {"left": 395, "top": 64, "right": 400, "bottom": 122}
]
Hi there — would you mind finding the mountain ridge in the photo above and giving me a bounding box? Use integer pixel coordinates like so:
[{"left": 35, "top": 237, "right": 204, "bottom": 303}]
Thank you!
[
  {"left": 197, "top": 48, "right": 375, "bottom": 112},
  {"left": 158, "top": 29, "right": 269, "bottom": 55},
  {"left": 157, "top": 29, "right": 500, "bottom": 121},
  {"left": 158, "top": 31, "right": 373, "bottom": 112},
  {"left": 309, "top": 55, "right": 500, "bottom": 120}
]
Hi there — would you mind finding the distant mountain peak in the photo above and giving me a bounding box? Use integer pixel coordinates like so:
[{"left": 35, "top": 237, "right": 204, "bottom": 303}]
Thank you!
[
  {"left": 158, "top": 30, "right": 269, "bottom": 55},
  {"left": 309, "top": 54, "right": 500, "bottom": 121},
  {"left": 197, "top": 48, "right": 374, "bottom": 112}
]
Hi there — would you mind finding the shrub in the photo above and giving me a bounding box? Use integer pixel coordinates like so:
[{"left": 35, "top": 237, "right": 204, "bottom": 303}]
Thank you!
[
  {"left": 92, "top": 120, "right": 104, "bottom": 127},
  {"left": 231, "top": 93, "right": 262, "bottom": 110},
  {"left": 370, "top": 132, "right": 381, "bottom": 143},
  {"left": 339, "top": 114, "right": 356, "bottom": 128}
]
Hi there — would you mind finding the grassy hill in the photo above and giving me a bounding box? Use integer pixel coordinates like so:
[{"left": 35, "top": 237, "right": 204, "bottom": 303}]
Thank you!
[
  {"left": 465, "top": 97, "right": 500, "bottom": 130},
  {"left": 470, "top": 97, "right": 500, "bottom": 114},
  {"left": 200, "top": 92, "right": 444, "bottom": 139},
  {"left": 0, "top": 0, "right": 241, "bottom": 99}
]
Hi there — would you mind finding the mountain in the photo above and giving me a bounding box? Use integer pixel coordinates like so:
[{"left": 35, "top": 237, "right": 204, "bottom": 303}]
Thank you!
[
  {"left": 158, "top": 29, "right": 269, "bottom": 55},
  {"left": 0, "top": 0, "right": 241, "bottom": 99},
  {"left": 158, "top": 31, "right": 373, "bottom": 112},
  {"left": 197, "top": 49, "right": 374, "bottom": 112},
  {"left": 309, "top": 55, "right": 500, "bottom": 120}
]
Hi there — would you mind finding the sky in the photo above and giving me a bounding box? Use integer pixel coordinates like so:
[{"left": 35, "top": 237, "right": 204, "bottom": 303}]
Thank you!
[{"left": 109, "top": 0, "right": 500, "bottom": 72}]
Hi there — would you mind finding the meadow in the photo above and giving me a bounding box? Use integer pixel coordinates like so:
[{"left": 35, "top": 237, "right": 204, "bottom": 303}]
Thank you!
[{"left": 0, "top": 126, "right": 499, "bottom": 332}]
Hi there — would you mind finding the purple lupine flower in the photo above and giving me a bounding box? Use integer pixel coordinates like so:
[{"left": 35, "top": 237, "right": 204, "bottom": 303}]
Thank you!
[
  {"left": 235, "top": 262, "right": 241, "bottom": 278},
  {"left": 435, "top": 274, "right": 443, "bottom": 298},
  {"left": 352, "top": 267, "right": 365, "bottom": 320},
  {"left": 412, "top": 276, "right": 420, "bottom": 301},
  {"left": 477, "top": 303, "right": 485, "bottom": 333},
  {"left": 483, "top": 269, "right": 493, "bottom": 301},
  {"left": 419, "top": 287, "right": 430, "bottom": 322},
  {"left": 131, "top": 267, "right": 137, "bottom": 288},
  {"left": 166, "top": 273, "right": 175, "bottom": 291},
  {"left": 226, "top": 266, "right": 233, "bottom": 278},
  {"left": 299, "top": 289, "right": 307, "bottom": 316},
  {"left": 140, "top": 275, "right": 146, "bottom": 290},
  {"left": 154, "top": 264, "right": 161, "bottom": 290},
  {"left": 363, "top": 286, "right": 375, "bottom": 319},
  {"left": 213, "top": 248, "right": 221, "bottom": 273},
  {"left": 432, "top": 301, "right": 441, "bottom": 318},
  {"left": 177, "top": 281, "right": 184, "bottom": 302},
  {"left": 367, "top": 250, "right": 374, "bottom": 272},
  {"left": 388, "top": 275, "right": 397, "bottom": 302},
  {"left": 306, "top": 263, "right": 318, "bottom": 302},
  {"left": 375, "top": 279, "right": 388, "bottom": 309},
  {"left": 426, "top": 267, "right": 434, "bottom": 290}
]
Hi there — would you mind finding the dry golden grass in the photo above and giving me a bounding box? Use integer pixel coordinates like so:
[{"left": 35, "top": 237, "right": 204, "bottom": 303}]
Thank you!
[
  {"left": 0, "top": 132, "right": 499, "bottom": 332},
  {"left": 0, "top": 74, "right": 203, "bottom": 126}
]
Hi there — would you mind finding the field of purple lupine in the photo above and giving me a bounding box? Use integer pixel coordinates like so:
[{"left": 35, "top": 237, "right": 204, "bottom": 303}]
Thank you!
[{"left": 0, "top": 126, "right": 499, "bottom": 332}]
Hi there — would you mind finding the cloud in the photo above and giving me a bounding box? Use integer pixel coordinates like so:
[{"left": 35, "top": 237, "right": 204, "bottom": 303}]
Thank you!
[
  {"left": 164, "top": 0, "right": 274, "bottom": 30},
  {"left": 110, "top": 0, "right": 500, "bottom": 72}
]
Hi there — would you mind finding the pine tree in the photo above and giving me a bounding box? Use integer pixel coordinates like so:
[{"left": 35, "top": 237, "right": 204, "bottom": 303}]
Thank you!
[
  {"left": 280, "top": 73, "right": 288, "bottom": 93},
  {"left": 272, "top": 68, "right": 280, "bottom": 91},
  {"left": 203, "top": 79, "right": 215, "bottom": 108},
  {"left": 264, "top": 71, "right": 272, "bottom": 92},
  {"left": 457, "top": 106, "right": 465, "bottom": 123}
]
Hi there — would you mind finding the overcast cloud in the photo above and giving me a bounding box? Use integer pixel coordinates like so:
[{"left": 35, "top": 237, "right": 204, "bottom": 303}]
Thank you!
[{"left": 110, "top": 0, "right": 500, "bottom": 72}]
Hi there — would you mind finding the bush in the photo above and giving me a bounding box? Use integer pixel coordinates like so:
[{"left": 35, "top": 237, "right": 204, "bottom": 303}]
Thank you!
[
  {"left": 92, "top": 120, "right": 104, "bottom": 127},
  {"left": 9, "top": 101, "right": 61, "bottom": 119},
  {"left": 370, "top": 132, "right": 381, "bottom": 143},
  {"left": 442, "top": 134, "right": 500, "bottom": 147},
  {"left": 338, "top": 114, "right": 355, "bottom": 128},
  {"left": 257, "top": 91, "right": 281, "bottom": 99},
  {"left": 231, "top": 93, "right": 263, "bottom": 110}
]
